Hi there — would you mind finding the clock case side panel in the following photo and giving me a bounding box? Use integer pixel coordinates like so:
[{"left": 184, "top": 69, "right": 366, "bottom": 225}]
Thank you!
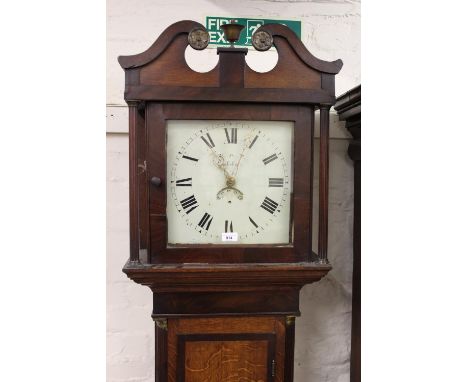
[{"left": 145, "top": 102, "right": 314, "bottom": 264}]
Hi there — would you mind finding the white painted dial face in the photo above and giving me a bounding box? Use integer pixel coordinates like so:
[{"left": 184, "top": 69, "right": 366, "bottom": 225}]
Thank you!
[{"left": 166, "top": 120, "right": 293, "bottom": 245}]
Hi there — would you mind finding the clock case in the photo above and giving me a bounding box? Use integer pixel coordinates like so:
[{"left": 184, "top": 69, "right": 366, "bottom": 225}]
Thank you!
[{"left": 118, "top": 20, "right": 342, "bottom": 382}]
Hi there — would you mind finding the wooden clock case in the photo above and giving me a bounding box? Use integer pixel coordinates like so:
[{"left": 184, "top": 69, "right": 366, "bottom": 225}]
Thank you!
[{"left": 119, "top": 20, "right": 342, "bottom": 382}]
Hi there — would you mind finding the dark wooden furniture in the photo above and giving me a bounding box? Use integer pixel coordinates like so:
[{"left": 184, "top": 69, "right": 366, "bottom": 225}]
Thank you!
[
  {"left": 335, "top": 85, "right": 361, "bottom": 382},
  {"left": 118, "top": 20, "right": 342, "bottom": 382}
]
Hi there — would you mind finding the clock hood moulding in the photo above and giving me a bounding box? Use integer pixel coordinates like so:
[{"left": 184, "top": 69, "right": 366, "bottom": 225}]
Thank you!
[
  {"left": 118, "top": 20, "right": 343, "bottom": 105},
  {"left": 118, "top": 20, "right": 342, "bottom": 73},
  {"left": 123, "top": 260, "right": 332, "bottom": 293}
]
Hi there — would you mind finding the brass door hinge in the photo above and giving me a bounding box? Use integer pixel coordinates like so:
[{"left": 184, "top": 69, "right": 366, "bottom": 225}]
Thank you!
[{"left": 271, "top": 359, "right": 276, "bottom": 377}]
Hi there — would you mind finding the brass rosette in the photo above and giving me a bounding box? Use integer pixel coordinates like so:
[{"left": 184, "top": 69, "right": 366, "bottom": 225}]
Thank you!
[
  {"left": 252, "top": 30, "right": 273, "bottom": 51},
  {"left": 188, "top": 27, "right": 210, "bottom": 50}
]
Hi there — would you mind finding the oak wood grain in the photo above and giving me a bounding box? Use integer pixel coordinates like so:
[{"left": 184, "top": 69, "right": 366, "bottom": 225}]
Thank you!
[
  {"left": 168, "top": 317, "right": 284, "bottom": 382},
  {"left": 184, "top": 340, "right": 269, "bottom": 382}
]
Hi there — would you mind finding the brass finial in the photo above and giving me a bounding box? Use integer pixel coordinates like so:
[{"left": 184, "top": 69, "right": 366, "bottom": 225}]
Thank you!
[{"left": 220, "top": 20, "right": 245, "bottom": 46}]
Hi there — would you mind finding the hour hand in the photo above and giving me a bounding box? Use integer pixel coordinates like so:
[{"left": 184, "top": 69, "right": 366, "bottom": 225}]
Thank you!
[
  {"left": 211, "top": 152, "right": 231, "bottom": 178},
  {"left": 212, "top": 153, "right": 226, "bottom": 169}
]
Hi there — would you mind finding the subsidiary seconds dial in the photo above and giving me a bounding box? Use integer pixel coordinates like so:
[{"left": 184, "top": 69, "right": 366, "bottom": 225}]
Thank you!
[{"left": 166, "top": 120, "right": 293, "bottom": 245}]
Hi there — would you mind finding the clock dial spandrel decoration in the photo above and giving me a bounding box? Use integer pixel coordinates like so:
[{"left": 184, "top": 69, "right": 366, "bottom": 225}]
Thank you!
[{"left": 167, "top": 120, "right": 293, "bottom": 245}]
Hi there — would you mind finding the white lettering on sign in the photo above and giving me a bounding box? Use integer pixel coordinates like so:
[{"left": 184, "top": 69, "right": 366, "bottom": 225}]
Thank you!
[
  {"left": 208, "top": 31, "right": 217, "bottom": 43},
  {"left": 216, "top": 31, "right": 226, "bottom": 43},
  {"left": 218, "top": 18, "right": 238, "bottom": 29},
  {"left": 222, "top": 232, "right": 238, "bottom": 242},
  {"left": 206, "top": 17, "right": 301, "bottom": 47},
  {"left": 209, "top": 31, "right": 227, "bottom": 44},
  {"left": 207, "top": 18, "right": 218, "bottom": 29}
]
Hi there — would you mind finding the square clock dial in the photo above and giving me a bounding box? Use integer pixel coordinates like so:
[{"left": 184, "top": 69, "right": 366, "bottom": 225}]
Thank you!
[{"left": 167, "top": 120, "right": 294, "bottom": 245}]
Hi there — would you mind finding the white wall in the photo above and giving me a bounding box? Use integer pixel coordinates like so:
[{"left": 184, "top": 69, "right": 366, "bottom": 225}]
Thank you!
[{"left": 107, "top": 1, "right": 360, "bottom": 381}]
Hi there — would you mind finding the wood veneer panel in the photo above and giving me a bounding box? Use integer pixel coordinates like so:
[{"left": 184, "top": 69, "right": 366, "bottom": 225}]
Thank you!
[
  {"left": 274, "top": 319, "right": 286, "bottom": 382},
  {"left": 176, "top": 317, "right": 277, "bottom": 333},
  {"left": 152, "top": 290, "right": 299, "bottom": 316}
]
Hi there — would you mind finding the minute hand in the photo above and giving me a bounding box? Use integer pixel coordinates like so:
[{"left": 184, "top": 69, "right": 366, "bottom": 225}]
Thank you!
[{"left": 233, "top": 133, "right": 255, "bottom": 177}]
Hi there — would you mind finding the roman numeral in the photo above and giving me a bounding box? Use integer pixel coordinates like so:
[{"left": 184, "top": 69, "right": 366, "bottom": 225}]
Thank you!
[
  {"left": 180, "top": 195, "right": 199, "bottom": 214},
  {"left": 248, "top": 135, "right": 258, "bottom": 149},
  {"left": 262, "top": 153, "right": 278, "bottom": 165},
  {"left": 201, "top": 133, "right": 215, "bottom": 148},
  {"left": 224, "top": 128, "right": 237, "bottom": 144},
  {"left": 260, "top": 197, "right": 279, "bottom": 214},
  {"left": 268, "top": 178, "right": 284, "bottom": 187},
  {"left": 182, "top": 155, "right": 198, "bottom": 162},
  {"left": 198, "top": 212, "right": 213, "bottom": 230},
  {"left": 249, "top": 216, "right": 258, "bottom": 228},
  {"left": 176, "top": 177, "right": 192, "bottom": 187},
  {"left": 224, "top": 220, "right": 234, "bottom": 232}
]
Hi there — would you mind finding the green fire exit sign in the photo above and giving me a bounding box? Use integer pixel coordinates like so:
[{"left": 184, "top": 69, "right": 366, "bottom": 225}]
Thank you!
[{"left": 205, "top": 17, "right": 301, "bottom": 47}]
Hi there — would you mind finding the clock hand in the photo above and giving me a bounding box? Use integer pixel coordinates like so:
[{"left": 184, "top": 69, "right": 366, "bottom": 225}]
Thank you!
[
  {"left": 233, "top": 130, "right": 256, "bottom": 177},
  {"left": 207, "top": 145, "right": 245, "bottom": 199},
  {"left": 210, "top": 152, "right": 244, "bottom": 200},
  {"left": 216, "top": 160, "right": 245, "bottom": 200},
  {"left": 209, "top": 150, "right": 243, "bottom": 198},
  {"left": 209, "top": 150, "right": 230, "bottom": 175}
]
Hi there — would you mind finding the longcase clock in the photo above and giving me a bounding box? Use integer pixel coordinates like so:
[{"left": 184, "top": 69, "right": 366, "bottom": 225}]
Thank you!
[{"left": 118, "top": 20, "right": 342, "bottom": 382}]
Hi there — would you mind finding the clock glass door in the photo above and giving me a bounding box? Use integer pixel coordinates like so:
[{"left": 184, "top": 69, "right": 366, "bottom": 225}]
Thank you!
[{"left": 166, "top": 120, "right": 293, "bottom": 245}]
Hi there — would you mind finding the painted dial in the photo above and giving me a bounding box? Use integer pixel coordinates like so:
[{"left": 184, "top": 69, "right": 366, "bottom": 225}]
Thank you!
[{"left": 166, "top": 120, "right": 293, "bottom": 245}]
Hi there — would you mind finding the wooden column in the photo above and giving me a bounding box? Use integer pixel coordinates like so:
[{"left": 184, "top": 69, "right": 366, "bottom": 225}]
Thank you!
[
  {"left": 335, "top": 85, "right": 361, "bottom": 382},
  {"left": 154, "top": 319, "right": 168, "bottom": 382},
  {"left": 128, "top": 101, "right": 140, "bottom": 264},
  {"left": 318, "top": 105, "right": 331, "bottom": 264},
  {"left": 284, "top": 316, "right": 296, "bottom": 382}
]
